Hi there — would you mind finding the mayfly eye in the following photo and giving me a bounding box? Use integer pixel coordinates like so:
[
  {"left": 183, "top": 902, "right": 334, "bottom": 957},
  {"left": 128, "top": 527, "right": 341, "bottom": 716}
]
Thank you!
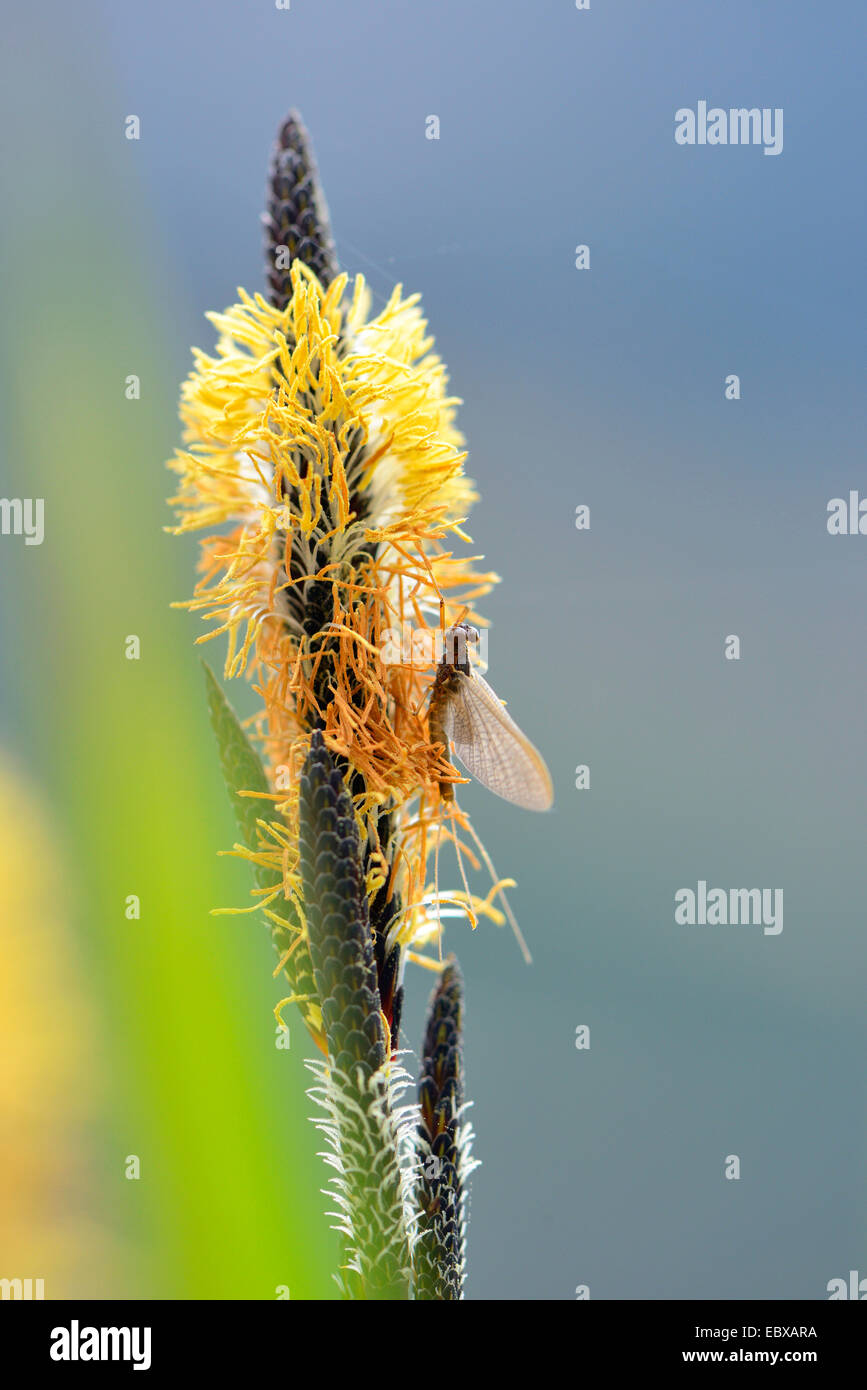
[{"left": 443, "top": 622, "right": 477, "bottom": 667}]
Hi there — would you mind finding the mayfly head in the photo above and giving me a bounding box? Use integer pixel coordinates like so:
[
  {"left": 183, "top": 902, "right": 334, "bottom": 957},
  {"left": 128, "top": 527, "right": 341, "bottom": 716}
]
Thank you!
[{"left": 441, "top": 621, "right": 480, "bottom": 676}]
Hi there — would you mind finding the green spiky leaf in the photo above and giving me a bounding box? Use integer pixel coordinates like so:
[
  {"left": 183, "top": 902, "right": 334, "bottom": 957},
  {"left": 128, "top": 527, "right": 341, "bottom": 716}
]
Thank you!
[
  {"left": 203, "top": 661, "right": 273, "bottom": 887},
  {"left": 202, "top": 661, "right": 319, "bottom": 1041}
]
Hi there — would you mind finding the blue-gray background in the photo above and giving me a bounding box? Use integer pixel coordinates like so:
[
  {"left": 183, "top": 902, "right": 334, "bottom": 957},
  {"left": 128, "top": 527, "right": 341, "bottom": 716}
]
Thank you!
[{"left": 1, "top": 0, "right": 863, "bottom": 1299}]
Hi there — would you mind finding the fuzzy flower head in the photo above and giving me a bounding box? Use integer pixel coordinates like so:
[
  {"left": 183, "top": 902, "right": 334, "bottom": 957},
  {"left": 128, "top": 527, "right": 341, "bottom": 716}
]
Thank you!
[{"left": 170, "top": 262, "right": 506, "bottom": 1041}]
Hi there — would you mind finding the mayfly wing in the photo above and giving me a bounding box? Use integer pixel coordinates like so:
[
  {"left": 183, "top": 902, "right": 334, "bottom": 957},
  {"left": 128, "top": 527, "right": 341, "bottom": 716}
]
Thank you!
[{"left": 448, "top": 671, "right": 554, "bottom": 811}]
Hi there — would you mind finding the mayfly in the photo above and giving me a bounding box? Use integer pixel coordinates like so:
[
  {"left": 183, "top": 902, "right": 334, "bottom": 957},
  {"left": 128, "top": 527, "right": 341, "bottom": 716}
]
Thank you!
[
  {"left": 429, "top": 622, "right": 554, "bottom": 813},
  {"left": 427, "top": 621, "right": 553, "bottom": 963}
]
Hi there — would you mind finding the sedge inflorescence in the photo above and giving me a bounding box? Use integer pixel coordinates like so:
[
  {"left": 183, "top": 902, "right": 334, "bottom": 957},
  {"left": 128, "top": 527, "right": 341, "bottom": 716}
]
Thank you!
[{"left": 169, "top": 261, "right": 504, "bottom": 1045}]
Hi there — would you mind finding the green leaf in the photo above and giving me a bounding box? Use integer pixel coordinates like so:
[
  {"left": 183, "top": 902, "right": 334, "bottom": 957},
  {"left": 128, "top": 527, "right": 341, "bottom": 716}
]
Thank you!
[
  {"left": 202, "top": 662, "right": 321, "bottom": 1044},
  {"left": 202, "top": 661, "right": 272, "bottom": 888}
]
